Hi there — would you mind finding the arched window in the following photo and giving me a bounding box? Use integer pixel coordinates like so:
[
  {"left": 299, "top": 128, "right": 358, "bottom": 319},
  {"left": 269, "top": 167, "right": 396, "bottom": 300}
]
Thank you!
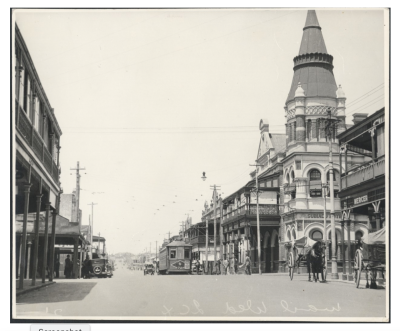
[
  {"left": 286, "top": 173, "right": 290, "bottom": 184},
  {"left": 327, "top": 170, "right": 339, "bottom": 181},
  {"left": 309, "top": 169, "right": 322, "bottom": 197},
  {"left": 292, "top": 230, "right": 296, "bottom": 240},
  {"left": 291, "top": 170, "right": 295, "bottom": 181},
  {"left": 311, "top": 230, "right": 323, "bottom": 241},
  {"left": 309, "top": 169, "right": 321, "bottom": 181},
  {"left": 286, "top": 230, "right": 291, "bottom": 241}
]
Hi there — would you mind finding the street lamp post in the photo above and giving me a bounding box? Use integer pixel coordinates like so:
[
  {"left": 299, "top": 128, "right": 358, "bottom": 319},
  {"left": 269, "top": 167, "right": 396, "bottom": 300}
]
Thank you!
[{"left": 322, "top": 184, "right": 328, "bottom": 243}]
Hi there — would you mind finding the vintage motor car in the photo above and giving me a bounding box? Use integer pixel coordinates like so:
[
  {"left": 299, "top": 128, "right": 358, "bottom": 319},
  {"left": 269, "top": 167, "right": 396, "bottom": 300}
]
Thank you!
[
  {"left": 89, "top": 258, "right": 113, "bottom": 278},
  {"left": 143, "top": 263, "right": 155, "bottom": 276}
]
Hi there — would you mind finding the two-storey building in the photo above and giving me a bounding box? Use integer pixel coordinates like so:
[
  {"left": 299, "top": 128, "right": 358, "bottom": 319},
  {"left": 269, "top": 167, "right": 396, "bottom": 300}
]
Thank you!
[
  {"left": 222, "top": 128, "right": 284, "bottom": 274},
  {"left": 14, "top": 24, "right": 62, "bottom": 287},
  {"left": 337, "top": 108, "right": 386, "bottom": 280},
  {"left": 185, "top": 197, "right": 222, "bottom": 267}
]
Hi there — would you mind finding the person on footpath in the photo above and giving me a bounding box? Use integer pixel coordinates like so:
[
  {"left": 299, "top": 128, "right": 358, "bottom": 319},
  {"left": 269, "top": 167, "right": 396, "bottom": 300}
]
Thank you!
[
  {"left": 244, "top": 252, "right": 251, "bottom": 275},
  {"left": 195, "top": 259, "right": 200, "bottom": 275},
  {"left": 83, "top": 256, "right": 91, "bottom": 279},
  {"left": 215, "top": 259, "right": 221, "bottom": 275},
  {"left": 234, "top": 256, "right": 238, "bottom": 275},
  {"left": 223, "top": 259, "right": 229, "bottom": 275},
  {"left": 64, "top": 255, "right": 72, "bottom": 279},
  {"left": 54, "top": 257, "right": 60, "bottom": 278}
]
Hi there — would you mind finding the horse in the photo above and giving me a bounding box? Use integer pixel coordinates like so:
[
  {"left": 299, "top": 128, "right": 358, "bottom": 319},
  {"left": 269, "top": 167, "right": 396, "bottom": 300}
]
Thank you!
[{"left": 306, "top": 241, "right": 326, "bottom": 282}]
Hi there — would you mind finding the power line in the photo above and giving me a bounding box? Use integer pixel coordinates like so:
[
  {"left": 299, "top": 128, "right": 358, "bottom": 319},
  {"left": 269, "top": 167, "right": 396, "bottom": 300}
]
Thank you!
[
  {"left": 346, "top": 95, "right": 385, "bottom": 116},
  {"left": 345, "top": 83, "right": 384, "bottom": 107}
]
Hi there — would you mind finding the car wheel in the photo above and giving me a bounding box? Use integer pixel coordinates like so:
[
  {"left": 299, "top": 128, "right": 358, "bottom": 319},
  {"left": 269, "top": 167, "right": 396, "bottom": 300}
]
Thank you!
[{"left": 93, "top": 266, "right": 102, "bottom": 275}]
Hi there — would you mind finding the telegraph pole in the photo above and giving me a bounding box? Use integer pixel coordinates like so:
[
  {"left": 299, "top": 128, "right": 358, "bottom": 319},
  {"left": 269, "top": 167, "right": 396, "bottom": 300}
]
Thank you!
[
  {"left": 70, "top": 162, "right": 85, "bottom": 226},
  {"left": 249, "top": 163, "right": 262, "bottom": 275},
  {"left": 318, "top": 110, "right": 341, "bottom": 280},
  {"left": 180, "top": 221, "right": 185, "bottom": 239},
  {"left": 87, "top": 202, "right": 97, "bottom": 258},
  {"left": 210, "top": 185, "right": 220, "bottom": 272},
  {"left": 98, "top": 232, "right": 101, "bottom": 256}
]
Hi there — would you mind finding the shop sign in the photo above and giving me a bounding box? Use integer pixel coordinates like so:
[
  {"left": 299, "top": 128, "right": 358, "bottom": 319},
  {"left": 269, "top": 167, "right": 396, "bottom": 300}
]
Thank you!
[
  {"left": 354, "top": 195, "right": 368, "bottom": 205},
  {"left": 296, "top": 213, "right": 341, "bottom": 220}
]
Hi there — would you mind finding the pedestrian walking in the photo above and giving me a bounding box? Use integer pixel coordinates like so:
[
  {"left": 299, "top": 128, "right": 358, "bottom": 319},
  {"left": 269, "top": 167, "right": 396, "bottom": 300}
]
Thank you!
[
  {"left": 82, "top": 256, "right": 91, "bottom": 279},
  {"left": 215, "top": 259, "right": 221, "bottom": 275},
  {"left": 243, "top": 252, "right": 251, "bottom": 275},
  {"left": 64, "top": 255, "right": 72, "bottom": 279},
  {"left": 195, "top": 259, "right": 200, "bottom": 275},
  {"left": 234, "top": 256, "right": 238, "bottom": 275},
  {"left": 54, "top": 257, "right": 60, "bottom": 278},
  {"left": 223, "top": 259, "right": 229, "bottom": 275}
]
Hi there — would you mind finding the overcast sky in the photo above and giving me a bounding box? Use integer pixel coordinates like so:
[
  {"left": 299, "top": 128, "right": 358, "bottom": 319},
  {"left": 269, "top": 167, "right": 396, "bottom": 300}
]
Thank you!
[{"left": 14, "top": 8, "right": 387, "bottom": 254}]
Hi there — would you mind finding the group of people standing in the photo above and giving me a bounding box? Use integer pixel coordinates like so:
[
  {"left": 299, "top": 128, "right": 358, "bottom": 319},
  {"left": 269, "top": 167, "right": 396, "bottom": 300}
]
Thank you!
[
  {"left": 63, "top": 254, "right": 92, "bottom": 279},
  {"left": 194, "top": 252, "right": 252, "bottom": 275}
]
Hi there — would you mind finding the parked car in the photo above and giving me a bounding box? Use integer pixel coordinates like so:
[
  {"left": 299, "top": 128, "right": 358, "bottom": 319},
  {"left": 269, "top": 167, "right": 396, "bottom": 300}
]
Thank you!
[{"left": 89, "top": 258, "right": 113, "bottom": 278}]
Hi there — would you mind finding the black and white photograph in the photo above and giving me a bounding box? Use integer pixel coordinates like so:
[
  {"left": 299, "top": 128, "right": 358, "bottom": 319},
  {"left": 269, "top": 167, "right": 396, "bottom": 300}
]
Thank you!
[{"left": 11, "top": 7, "right": 390, "bottom": 323}]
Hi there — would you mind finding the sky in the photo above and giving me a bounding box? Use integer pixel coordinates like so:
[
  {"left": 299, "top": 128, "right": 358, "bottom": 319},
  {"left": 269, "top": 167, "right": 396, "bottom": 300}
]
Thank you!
[{"left": 13, "top": 8, "right": 387, "bottom": 255}]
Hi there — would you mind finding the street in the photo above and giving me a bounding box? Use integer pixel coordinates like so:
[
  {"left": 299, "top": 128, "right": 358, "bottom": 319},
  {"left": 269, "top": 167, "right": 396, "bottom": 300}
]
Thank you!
[{"left": 15, "top": 265, "right": 387, "bottom": 320}]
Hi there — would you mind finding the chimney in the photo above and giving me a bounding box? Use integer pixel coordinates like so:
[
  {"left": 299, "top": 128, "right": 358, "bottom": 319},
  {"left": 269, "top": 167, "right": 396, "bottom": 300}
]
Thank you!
[
  {"left": 259, "top": 119, "right": 269, "bottom": 134},
  {"left": 352, "top": 113, "right": 369, "bottom": 125}
]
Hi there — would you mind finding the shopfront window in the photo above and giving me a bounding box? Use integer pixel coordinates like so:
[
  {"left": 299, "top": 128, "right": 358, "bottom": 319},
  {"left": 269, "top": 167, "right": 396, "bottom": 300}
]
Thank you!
[{"left": 184, "top": 249, "right": 190, "bottom": 259}]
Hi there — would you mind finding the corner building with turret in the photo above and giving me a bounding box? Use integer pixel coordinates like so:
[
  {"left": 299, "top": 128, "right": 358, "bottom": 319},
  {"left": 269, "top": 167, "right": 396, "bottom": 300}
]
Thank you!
[{"left": 249, "top": 10, "right": 371, "bottom": 274}]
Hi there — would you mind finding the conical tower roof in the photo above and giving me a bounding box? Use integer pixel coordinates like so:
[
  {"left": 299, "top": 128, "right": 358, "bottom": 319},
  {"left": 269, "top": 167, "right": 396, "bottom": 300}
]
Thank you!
[{"left": 286, "top": 10, "right": 337, "bottom": 104}]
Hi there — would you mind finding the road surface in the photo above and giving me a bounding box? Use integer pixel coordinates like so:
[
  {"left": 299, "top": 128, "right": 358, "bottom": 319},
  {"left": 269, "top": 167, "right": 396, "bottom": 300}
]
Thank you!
[{"left": 15, "top": 264, "right": 387, "bottom": 320}]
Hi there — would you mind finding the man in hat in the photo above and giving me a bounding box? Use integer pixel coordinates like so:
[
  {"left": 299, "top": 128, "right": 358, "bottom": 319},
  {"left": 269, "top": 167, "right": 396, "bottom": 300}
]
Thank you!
[{"left": 64, "top": 255, "right": 72, "bottom": 279}]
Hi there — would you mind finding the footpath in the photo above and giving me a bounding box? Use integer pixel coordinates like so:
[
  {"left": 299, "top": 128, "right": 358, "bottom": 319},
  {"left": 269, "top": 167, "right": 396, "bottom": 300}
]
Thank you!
[{"left": 15, "top": 279, "right": 55, "bottom": 296}]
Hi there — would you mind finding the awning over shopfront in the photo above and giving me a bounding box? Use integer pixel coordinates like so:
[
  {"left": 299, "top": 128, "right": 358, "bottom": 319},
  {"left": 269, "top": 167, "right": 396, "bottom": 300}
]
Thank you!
[
  {"left": 362, "top": 227, "right": 385, "bottom": 245},
  {"left": 15, "top": 213, "right": 88, "bottom": 246}
]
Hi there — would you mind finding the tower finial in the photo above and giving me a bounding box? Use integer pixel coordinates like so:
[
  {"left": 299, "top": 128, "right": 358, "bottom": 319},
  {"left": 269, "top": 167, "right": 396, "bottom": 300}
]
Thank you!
[
  {"left": 295, "top": 82, "right": 305, "bottom": 97},
  {"left": 337, "top": 84, "right": 346, "bottom": 98},
  {"left": 304, "top": 10, "right": 321, "bottom": 29}
]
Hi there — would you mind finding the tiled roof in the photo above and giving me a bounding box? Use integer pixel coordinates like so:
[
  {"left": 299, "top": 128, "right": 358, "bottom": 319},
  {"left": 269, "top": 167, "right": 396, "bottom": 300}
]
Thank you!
[
  {"left": 286, "top": 65, "right": 337, "bottom": 103},
  {"left": 286, "top": 10, "right": 337, "bottom": 104},
  {"left": 299, "top": 10, "right": 327, "bottom": 54},
  {"left": 270, "top": 133, "right": 286, "bottom": 154}
]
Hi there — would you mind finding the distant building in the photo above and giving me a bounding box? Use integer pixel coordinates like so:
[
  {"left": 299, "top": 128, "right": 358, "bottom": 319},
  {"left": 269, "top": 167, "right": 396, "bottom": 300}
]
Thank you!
[
  {"left": 59, "top": 191, "right": 78, "bottom": 223},
  {"left": 185, "top": 197, "right": 222, "bottom": 264}
]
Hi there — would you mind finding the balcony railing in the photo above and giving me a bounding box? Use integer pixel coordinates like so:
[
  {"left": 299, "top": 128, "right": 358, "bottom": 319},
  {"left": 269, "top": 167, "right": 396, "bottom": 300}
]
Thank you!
[
  {"left": 341, "top": 156, "right": 385, "bottom": 190},
  {"left": 223, "top": 203, "right": 281, "bottom": 222},
  {"left": 16, "top": 107, "right": 59, "bottom": 185},
  {"left": 189, "top": 235, "right": 220, "bottom": 245}
]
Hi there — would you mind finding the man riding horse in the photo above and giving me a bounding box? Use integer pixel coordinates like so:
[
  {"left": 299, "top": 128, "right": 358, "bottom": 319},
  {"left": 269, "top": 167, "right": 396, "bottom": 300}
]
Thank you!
[{"left": 307, "top": 241, "right": 326, "bottom": 282}]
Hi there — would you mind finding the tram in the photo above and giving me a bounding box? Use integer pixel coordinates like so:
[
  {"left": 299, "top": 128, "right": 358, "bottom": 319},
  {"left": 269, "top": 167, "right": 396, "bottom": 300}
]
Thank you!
[{"left": 158, "top": 241, "right": 192, "bottom": 275}]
